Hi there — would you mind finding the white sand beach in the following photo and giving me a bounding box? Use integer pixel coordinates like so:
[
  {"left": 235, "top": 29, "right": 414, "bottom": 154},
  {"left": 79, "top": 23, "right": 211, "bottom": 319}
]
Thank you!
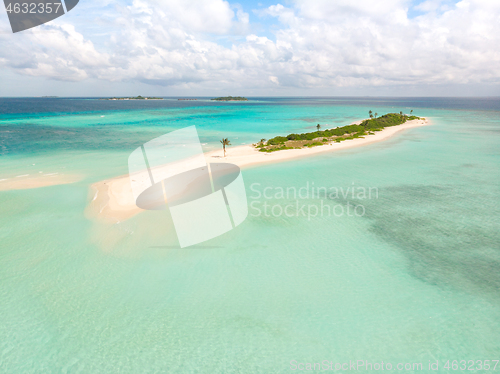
[
  {"left": 206, "top": 118, "right": 429, "bottom": 168},
  {"left": 0, "top": 173, "right": 82, "bottom": 191},
  {"left": 86, "top": 118, "right": 429, "bottom": 223}
]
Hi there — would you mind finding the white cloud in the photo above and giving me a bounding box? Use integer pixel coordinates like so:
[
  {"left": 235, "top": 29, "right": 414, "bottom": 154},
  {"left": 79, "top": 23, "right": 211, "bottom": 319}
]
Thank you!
[
  {"left": 0, "top": 0, "right": 499, "bottom": 93},
  {"left": 413, "top": 0, "right": 463, "bottom": 13},
  {"left": 291, "top": 0, "right": 411, "bottom": 19},
  {"left": 135, "top": 0, "right": 236, "bottom": 34},
  {"left": 0, "top": 24, "right": 109, "bottom": 81}
]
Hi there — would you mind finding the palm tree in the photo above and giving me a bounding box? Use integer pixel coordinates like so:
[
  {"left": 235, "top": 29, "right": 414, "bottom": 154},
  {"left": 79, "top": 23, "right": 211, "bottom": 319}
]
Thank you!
[
  {"left": 220, "top": 138, "right": 231, "bottom": 157},
  {"left": 260, "top": 138, "right": 266, "bottom": 145},
  {"left": 374, "top": 112, "right": 378, "bottom": 119},
  {"left": 400, "top": 111, "right": 403, "bottom": 119},
  {"left": 316, "top": 124, "right": 321, "bottom": 131},
  {"left": 369, "top": 110, "right": 373, "bottom": 119},
  {"left": 410, "top": 109, "right": 413, "bottom": 116}
]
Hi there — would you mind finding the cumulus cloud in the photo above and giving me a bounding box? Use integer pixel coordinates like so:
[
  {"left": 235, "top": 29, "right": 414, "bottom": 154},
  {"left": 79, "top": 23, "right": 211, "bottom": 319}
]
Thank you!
[
  {"left": 0, "top": 23, "right": 109, "bottom": 81},
  {"left": 0, "top": 0, "right": 499, "bottom": 93},
  {"left": 130, "top": 0, "right": 238, "bottom": 34}
]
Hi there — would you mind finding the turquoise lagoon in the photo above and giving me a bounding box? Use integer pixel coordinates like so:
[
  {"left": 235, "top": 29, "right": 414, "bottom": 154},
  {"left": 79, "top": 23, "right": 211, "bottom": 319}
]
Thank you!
[{"left": 0, "top": 98, "right": 499, "bottom": 373}]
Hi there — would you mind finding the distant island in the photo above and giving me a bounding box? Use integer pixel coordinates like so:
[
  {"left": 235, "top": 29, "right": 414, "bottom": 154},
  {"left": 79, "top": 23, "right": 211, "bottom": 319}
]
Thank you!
[
  {"left": 211, "top": 96, "right": 248, "bottom": 101},
  {"left": 178, "top": 98, "right": 197, "bottom": 101},
  {"left": 101, "top": 96, "right": 163, "bottom": 100},
  {"left": 256, "top": 112, "right": 422, "bottom": 152}
]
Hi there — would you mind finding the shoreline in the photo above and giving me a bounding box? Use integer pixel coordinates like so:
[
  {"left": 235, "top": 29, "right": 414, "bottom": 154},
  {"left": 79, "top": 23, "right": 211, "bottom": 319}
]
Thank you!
[
  {"left": 0, "top": 173, "right": 82, "bottom": 191},
  {"left": 86, "top": 118, "right": 430, "bottom": 223},
  {"left": 207, "top": 118, "right": 429, "bottom": 169}
]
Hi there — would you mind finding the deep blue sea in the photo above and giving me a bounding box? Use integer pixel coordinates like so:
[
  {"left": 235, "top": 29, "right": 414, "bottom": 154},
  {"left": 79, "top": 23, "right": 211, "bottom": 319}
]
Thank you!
[{"left": 1, "top": 97, "right": 499, "bottom": 373}]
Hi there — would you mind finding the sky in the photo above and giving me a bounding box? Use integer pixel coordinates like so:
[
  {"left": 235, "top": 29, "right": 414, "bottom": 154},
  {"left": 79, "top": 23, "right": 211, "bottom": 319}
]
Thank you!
[{"left": 0, "top": 0, "right": 499, "bottom": 97}]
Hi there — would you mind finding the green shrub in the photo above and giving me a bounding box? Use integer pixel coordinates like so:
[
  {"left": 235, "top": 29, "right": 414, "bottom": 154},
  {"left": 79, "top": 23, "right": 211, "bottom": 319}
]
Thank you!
[
  {"left": 259, "top": 112, "right": 414, "bottom": 152},
  {"left": 267, "top": 136, "right": 288, "bottom": 145}
]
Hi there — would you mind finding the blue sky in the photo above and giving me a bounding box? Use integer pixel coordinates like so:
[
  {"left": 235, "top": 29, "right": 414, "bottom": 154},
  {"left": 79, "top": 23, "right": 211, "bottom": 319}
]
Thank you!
[{"left": 0, "top": 0, "right": 498, "bottom": 97}]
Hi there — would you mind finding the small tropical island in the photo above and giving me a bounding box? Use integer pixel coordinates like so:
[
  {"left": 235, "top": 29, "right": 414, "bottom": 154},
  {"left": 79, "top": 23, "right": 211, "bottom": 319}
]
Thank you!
[
  {"left": 255, "top": 111, "right": 422, "bottom": 152},
  {"left": 88, "top": 111, "right": 429, "bottom": 223},
  {"left": 211, "top": 96, "right": 248, "bottom": 101},
  {"left": 101, "top": 96, "right": 163, "bottom": 100}
]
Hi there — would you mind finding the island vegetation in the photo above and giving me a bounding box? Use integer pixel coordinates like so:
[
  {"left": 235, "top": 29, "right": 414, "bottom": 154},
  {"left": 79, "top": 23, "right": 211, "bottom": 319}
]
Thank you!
[
  {"left": 101, "top": 96, "right": 163, "bottom": 100},
  {"left": 255, "top": 112, "right": 422, "bottom": 152},
  {"left": 211, "top": 96, "right": 248, "bottom": 101}
]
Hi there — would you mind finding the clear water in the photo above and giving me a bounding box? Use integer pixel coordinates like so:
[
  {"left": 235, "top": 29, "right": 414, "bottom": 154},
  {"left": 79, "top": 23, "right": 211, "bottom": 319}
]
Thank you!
[{"left": 0, "top": 98, "right": 499, "bottom": 373}]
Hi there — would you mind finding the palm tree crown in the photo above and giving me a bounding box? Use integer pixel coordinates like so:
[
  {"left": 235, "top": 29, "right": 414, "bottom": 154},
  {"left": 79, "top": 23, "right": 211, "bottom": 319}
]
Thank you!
[{"left": 220, "top": 138, "right": 231, "bottom": 157}]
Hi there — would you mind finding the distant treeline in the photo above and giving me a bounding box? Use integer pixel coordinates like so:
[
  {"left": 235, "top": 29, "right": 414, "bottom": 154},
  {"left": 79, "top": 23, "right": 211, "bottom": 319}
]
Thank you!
[{"left": 211, "top": 96, "right": 248, "bottom": 101}]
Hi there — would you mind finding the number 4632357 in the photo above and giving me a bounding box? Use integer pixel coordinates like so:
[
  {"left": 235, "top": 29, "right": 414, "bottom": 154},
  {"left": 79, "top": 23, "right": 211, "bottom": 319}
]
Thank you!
[
  {"left": 5, "top": 3, "right": 62, "bottom": 14},
  {"left": 444, "top": 360, "right": 499, "bottom": 371}
]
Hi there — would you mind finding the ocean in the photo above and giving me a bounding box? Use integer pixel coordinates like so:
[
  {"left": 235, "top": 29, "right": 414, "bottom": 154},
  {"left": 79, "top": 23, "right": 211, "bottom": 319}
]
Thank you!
[{"left": 0, "top": 97, "right": 499, "bottom": 373}]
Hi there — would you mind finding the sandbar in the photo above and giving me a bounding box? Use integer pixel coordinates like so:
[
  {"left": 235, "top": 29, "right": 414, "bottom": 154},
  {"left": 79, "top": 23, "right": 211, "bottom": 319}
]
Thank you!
[
  {"left": 0, "top": 173, "right": 82, "bottom": 191},
  {"left": 86, "top": 118, "right": 430, "bottom": 223}
]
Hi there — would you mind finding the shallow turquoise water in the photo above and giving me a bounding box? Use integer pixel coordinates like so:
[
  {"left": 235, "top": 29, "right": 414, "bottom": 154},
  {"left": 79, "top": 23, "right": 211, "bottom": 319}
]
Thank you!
[{"left": 0, "top": 99, "right": 499, "bottom": 373}]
